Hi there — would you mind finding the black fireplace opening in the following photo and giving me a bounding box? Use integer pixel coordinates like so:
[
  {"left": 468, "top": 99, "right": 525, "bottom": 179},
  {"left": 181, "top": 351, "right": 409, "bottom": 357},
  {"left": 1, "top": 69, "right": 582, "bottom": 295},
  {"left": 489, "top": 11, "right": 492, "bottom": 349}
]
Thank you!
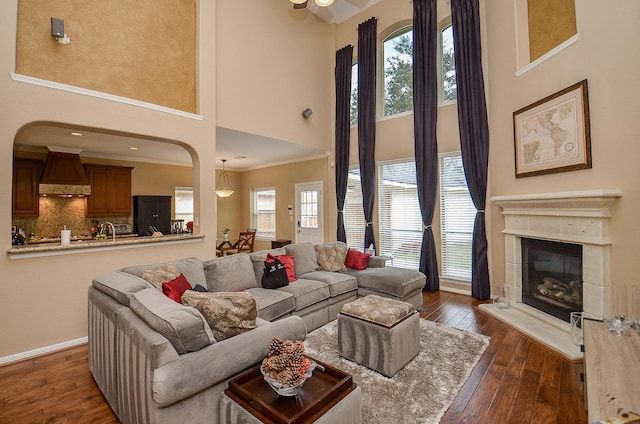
[{"left": 521, "top": 238, "right": 583, "bottom": 322}]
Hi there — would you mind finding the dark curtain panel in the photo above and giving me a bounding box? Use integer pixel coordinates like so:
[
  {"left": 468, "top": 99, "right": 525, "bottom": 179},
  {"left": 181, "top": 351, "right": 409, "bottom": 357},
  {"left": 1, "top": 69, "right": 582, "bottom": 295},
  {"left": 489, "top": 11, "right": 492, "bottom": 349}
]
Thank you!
[
  {"left": 451, "top": 0, "right": 490, "bottom": 300},
  {"left": 357, "top": 17, "right": 377, "bottom": 251},
  {"left": 413, "top": 0, "right": 440, "bottom": 292},
  {"left": 335, "top": 45, "right": 354, "bottom": 243}
]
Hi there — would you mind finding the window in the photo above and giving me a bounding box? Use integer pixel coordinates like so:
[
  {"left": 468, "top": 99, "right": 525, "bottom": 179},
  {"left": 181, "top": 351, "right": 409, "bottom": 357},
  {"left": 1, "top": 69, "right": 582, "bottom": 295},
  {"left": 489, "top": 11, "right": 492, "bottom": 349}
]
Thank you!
[
  {"left": 439, "top": 21, "right": 457, "bottom": 103},
  {"left": 377, "top": 160, "right": 422, "bottom": 269},
  {"left": 174, "top": 187, "right": 194, "bottom": 223},
  {"left": 343, "top": 167, "right": 366, "bottom": 249},
  {"left": 439, "top": 154, "right": 475, "bottom": 281},
  {"left": 299, "top": 190, "right": 318, "bottom": 229},
  {"left": 383, "top": 27, "right": 413, "bottom": 117},
  {"left": 350, "top": 63, "right": 358, "bottom": 126},
  {"left": 252, "top": 188, "right": 276, "bottom": 239}
]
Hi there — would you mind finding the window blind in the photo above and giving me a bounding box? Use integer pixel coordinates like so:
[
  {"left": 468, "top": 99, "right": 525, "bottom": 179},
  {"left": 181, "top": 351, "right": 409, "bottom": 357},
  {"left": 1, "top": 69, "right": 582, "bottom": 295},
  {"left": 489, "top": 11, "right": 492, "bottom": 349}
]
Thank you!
[
  {"left": 377, "top": 161, "right": 422, "bottom": 270},
  {"left": 439, "top": 154, "right": 474, "bottom": 281},
  {"left": 344, "top": 167, "right": 365, "bottom": 249},
  {"left": 252, "top": 188, "right": 276, "bottom": 239}
]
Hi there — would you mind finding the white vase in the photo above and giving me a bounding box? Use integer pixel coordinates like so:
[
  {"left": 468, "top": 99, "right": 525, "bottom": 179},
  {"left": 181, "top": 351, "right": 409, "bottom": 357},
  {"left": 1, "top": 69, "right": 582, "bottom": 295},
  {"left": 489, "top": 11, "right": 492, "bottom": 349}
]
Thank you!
[{"left": 223, "top": 233, "right": 228, "bottom": 241}]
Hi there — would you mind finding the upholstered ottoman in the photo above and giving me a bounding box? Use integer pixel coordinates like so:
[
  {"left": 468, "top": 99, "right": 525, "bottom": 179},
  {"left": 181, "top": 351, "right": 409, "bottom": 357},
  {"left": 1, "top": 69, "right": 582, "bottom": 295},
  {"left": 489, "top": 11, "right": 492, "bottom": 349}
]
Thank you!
[{"left": 337, "top": 295, "right": 420, "bottom": 377}]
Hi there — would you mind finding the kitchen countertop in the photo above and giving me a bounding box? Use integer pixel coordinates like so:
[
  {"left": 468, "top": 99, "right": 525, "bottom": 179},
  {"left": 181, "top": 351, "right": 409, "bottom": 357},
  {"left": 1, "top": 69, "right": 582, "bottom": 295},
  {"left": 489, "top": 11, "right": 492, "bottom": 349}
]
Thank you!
[{"left": 7, "top": 233, "right": 204, "bottom": 258}]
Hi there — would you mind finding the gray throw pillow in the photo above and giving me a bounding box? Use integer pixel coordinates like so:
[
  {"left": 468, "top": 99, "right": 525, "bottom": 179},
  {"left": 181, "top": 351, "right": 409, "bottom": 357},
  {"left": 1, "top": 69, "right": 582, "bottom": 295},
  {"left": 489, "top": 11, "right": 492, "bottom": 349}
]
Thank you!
[
  {"left": 204, "top": 253, "right": 257, "bottom": 292},
  {"left": 284, "top": 243, "right": 319, "bottom": 277},
  {"left": 130, "top": 288, "right": 215, "bottom": 354}
]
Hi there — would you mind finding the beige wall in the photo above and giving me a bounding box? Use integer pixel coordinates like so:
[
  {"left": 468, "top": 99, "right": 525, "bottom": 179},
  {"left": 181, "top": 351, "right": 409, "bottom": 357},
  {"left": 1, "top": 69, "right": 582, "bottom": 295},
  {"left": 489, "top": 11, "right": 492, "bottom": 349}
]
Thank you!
[
  {"left": 0, "top": 1, "right": 217, "bottom": 358},
  {"left": 216, "top": 0, "right": 334, "bottom": 152},
  {"left": 16, "top": 0, "right": 197, "bottom": 112}
]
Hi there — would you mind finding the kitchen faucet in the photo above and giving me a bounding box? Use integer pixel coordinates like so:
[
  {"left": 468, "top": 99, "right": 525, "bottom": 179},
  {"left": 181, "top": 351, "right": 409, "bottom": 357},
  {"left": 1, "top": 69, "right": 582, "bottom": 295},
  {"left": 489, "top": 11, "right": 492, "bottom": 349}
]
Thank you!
[{"left": 100, "top": 222, "right": 116, "bottom": 242}]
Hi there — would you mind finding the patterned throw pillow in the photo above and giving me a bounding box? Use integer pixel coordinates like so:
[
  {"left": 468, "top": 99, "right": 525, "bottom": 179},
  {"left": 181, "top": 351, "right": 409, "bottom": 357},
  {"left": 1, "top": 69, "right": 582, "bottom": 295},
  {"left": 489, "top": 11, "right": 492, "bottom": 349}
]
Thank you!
[
  {"left": 181, "top": 291, "right": 257, "bottom": 341},
  {"left": 314, "top": 242, "right": 348, "bottom": 272},
  {"left": 140, "top": 264, "right": 180, "bottom": 289},
  {"left": 344, "top": 248, "right": 371, "bottom": 270}
]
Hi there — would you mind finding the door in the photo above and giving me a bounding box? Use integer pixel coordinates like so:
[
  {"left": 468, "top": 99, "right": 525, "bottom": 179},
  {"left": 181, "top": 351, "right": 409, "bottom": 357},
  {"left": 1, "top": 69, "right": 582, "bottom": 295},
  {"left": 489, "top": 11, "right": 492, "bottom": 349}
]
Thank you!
[{"left": 295, "top": 181, "right": 323, "bottom": 244}]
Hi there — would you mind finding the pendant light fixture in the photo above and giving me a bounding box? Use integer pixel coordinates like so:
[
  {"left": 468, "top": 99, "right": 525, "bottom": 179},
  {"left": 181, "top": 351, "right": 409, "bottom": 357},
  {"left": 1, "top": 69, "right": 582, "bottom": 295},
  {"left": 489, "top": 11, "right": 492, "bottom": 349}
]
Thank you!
[{"left": 215, "top": 159, "right": 234, "bottom": 198}]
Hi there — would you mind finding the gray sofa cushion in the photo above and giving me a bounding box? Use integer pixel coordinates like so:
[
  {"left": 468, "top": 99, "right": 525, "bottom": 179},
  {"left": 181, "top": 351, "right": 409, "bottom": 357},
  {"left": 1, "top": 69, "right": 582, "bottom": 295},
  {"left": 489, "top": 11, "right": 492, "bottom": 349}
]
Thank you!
[
  {"left": 92, "top": 271, "right": 154, "bottom": 306},
  {"left": 203, "top": 253, "right": 257, "bottom": 292},
  {"left": 247, "top": 287, "right": 295, "bottom": 321},
  {"left": 249, "top": 248, "right": 287, "bottom": 287},
  {"left": 122, "top": 257, "right": 206, "bottom": 289},
  {"left": 130, "top": 288, "right": 215, "bottom": 354},
  {"left": 284, "top": 243, "right": 319, "bottom": 276},
  {"left": 301, "top": 271, "right": 357, "bottom": 297},
  {"left": 343, "top": 267, "right": 426, "bottom": 298},
  {"left": 277, "top": 278, "right": 330, "bottom": 311}
]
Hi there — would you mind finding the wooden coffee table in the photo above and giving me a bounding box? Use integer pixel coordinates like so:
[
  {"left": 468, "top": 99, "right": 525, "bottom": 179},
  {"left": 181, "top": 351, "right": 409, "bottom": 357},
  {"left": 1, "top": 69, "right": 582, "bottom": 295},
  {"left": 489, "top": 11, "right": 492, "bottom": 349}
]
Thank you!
[{"left": 223, "top": 360, "right": 359, "bottom": 424}]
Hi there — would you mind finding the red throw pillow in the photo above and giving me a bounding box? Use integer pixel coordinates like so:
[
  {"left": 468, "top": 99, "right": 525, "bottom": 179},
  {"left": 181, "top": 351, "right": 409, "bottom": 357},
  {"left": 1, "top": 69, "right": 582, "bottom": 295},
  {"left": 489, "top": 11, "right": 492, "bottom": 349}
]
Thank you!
[
  {"left": 268, "top": 253, "right": 297, "bottom": 282},
  {"left": 345, "top": 248, "right": 371, "bottom": 270},
  {"left": 162, "top": 273, "right": 192, "bottom": 303}
]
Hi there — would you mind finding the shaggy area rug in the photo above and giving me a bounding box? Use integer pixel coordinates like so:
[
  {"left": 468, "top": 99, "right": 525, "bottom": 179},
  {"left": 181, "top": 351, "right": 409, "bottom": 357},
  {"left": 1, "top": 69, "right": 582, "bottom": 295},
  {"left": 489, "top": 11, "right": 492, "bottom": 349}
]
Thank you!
[{"left": 304, "top": 319, "right": 490, "bottom": 424}]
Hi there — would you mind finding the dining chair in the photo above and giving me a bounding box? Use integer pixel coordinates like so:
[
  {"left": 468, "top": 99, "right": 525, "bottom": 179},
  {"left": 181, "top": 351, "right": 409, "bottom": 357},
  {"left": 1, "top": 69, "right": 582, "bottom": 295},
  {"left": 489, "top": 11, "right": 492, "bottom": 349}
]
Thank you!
[{"left": 224, "top": 231, "right": 256, "bottom": 255}]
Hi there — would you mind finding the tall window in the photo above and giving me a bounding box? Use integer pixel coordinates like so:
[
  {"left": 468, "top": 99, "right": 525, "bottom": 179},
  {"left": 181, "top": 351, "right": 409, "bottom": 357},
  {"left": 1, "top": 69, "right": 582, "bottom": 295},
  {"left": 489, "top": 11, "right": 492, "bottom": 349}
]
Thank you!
[
  {"left": 439, "top": 154, "right": 474, "bottom": 281},
  {"left": 252, "top": 188, "right": 276, "bottom": 239},
  {"left": 174, "top": 187, "right": 194, "bottom": 223},
  {"left": 383, "top": 27, "right": 413, "bottom": 117},
  {"left": 300, "top": 190, "right": 318, "bottom": 229},
  {"left": 350, "top": 63, "right": 358, "bottom": 126},
  {"left": 440, "top": 21, "right": 457, "bottom": 103},
  {"left": 343, "top": 167, "right": 366, "bottom": 249},
  {"left": 378, "top": 160, "right": 422, "bottom": 269}
]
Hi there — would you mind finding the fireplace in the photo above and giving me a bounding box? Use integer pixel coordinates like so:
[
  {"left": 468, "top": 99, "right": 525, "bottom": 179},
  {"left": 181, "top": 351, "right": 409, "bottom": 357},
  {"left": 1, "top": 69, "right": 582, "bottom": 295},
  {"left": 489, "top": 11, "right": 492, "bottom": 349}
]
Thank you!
[{"left": 521, "top": 238, "right": 582, "bottom": 322}]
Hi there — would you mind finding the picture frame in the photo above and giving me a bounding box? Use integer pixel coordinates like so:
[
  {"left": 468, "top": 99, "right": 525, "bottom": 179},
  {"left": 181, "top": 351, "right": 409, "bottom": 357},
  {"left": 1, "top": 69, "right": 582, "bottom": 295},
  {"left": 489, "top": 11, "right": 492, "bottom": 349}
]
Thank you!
[{"left": 513, "top": 79, "right": 591, "bottom": 178}]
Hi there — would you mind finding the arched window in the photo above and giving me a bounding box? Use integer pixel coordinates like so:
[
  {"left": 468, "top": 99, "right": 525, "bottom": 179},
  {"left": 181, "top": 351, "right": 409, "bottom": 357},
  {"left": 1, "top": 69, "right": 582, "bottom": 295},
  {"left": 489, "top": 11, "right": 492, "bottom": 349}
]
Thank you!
[{"left": 382, "top": 26, "right": 413, "bottom": 117}]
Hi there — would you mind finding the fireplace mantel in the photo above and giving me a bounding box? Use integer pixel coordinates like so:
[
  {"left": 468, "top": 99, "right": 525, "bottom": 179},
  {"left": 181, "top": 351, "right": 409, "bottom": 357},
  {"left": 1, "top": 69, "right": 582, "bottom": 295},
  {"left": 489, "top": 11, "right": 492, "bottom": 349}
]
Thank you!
[{"left": 482, "top": 189, "right": 621, "bottom": 360}]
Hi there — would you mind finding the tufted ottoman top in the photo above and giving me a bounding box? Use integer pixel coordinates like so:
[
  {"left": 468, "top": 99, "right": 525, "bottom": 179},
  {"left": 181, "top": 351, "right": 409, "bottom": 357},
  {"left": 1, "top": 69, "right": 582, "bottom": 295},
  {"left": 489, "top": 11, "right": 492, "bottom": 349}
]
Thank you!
[{"left": 340, "top": 295, "right": 416, "bottom": 328}]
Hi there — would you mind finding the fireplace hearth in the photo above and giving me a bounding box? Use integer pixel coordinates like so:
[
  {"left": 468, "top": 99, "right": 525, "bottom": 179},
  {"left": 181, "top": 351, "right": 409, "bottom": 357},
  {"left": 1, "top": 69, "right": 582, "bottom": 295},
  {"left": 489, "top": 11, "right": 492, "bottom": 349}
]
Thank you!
[{"left": 521, "top": 238, "right": 582, "bottom": 322}]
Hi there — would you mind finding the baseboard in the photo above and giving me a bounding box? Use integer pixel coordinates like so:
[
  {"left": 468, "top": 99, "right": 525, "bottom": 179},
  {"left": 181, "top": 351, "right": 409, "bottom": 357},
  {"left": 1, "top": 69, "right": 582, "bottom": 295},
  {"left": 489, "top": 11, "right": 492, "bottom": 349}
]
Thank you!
[{"left": 0, "top": 337, "right": 88, "bottom": 366}]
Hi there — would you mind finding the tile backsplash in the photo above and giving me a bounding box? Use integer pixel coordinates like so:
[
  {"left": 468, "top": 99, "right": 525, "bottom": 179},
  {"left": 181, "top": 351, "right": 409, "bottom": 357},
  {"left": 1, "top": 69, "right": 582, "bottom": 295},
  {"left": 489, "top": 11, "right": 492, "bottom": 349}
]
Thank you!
[{"left": 12, "top": 197, "right": 129, "bottom": 238}]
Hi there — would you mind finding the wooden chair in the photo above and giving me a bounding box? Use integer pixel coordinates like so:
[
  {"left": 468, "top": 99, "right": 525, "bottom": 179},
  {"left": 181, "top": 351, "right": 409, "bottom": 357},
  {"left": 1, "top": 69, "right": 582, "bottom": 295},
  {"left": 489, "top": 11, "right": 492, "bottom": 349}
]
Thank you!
[{"left": 224, "top": 231, "right": 256, "bottom": 255}]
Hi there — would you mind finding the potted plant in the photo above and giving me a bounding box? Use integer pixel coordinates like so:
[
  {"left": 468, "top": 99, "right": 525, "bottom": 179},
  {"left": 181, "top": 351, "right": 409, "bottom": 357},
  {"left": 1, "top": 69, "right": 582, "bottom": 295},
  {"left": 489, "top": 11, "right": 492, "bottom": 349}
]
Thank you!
[{"left": 222, "top": 228, "right": 230, "bottom": 241}]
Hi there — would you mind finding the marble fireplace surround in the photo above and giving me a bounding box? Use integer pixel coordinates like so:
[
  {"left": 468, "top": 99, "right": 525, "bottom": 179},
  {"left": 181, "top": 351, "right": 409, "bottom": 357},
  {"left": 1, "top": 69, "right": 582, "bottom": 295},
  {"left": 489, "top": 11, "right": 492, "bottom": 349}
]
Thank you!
[{"left": 482, "top": 189, "right": 622, "bottom": 360}]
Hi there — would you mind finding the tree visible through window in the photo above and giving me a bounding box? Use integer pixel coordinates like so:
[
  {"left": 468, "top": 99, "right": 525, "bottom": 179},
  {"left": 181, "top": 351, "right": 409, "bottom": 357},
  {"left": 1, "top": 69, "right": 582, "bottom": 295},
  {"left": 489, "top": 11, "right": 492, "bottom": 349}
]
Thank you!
[
  {"left": 252, "top": 188, "right": 276, "bottom": 239},
  {"left": 350, "top": 63, "right": 358, "bottom": 126},
  {"left": 383, "top": 28, "right": 413, "bottom": 117},
  {"left": 441, "top": 23, "right": 457, "bottom": 103}
]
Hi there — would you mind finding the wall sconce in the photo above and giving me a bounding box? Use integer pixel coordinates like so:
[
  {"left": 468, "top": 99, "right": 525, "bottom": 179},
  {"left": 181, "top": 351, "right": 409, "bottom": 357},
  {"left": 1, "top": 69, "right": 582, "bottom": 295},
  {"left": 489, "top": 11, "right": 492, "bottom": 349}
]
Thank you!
[
  {"left": 215, "top": 159, "right": 234, "bottom": 198},
  {"left": 51, "top": 17, "right": 70, "bottom": 44}
]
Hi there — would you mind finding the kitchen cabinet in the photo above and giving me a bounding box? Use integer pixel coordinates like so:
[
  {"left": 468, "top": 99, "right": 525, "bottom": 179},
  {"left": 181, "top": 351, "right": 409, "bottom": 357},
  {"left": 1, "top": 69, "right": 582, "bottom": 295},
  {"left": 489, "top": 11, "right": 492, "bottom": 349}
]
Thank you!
[
  {"left": 12, "top": 159, "right": 42, "bottom": 217},
  {"left": 85, "top": 165, "right": 133, "bottom": 216},
  {"left": 133, "top": 195, "right": 172, "bottom": 236}
]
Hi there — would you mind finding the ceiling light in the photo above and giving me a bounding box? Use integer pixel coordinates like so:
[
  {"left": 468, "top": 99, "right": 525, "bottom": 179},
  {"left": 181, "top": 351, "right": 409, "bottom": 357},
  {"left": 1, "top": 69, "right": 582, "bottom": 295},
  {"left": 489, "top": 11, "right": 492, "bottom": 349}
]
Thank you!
[
  {"left": 291, "top": 0, "right": 306, "bottom": 4},
  {"left": 314, "top": 0, "right": 334, "bottom": 6},
  {"left": 129, "top": 146, "right": 139, "bottom": 151},
  {"left": 215, "top": 159, "right": 234, "bottom": 198},
  {"left": 70, "top": 132, "right": 83, "bottom": 136}
]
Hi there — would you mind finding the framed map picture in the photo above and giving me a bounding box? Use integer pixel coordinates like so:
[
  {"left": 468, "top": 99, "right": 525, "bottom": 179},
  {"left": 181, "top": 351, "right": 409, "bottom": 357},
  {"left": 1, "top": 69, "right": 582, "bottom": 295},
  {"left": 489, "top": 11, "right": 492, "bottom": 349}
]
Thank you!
[{"left": 513, "top": 80, "right": 591, "bottom": 178}]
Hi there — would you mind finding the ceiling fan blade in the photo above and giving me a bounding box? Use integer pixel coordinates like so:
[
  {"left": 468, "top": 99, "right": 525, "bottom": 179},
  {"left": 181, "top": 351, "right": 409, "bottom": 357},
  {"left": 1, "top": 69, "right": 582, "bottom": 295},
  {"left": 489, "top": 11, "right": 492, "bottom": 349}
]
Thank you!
[{"left": 293, "top": 1, "right": 308, "bottom": 9}]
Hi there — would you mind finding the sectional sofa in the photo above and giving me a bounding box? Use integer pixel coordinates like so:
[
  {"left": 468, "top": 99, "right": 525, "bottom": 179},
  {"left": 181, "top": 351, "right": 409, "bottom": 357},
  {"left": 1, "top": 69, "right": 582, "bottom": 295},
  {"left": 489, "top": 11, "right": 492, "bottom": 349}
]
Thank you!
[{"left": 88, "top": 242, "right": 426, "bottom": 424}]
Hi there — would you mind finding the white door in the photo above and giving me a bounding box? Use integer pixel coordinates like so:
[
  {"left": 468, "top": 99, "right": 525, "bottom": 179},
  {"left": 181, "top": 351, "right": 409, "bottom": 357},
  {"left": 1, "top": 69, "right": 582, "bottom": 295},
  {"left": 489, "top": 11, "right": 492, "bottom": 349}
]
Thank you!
[{"left": 295, "top": 181, "right": 323, "bottom": 244}]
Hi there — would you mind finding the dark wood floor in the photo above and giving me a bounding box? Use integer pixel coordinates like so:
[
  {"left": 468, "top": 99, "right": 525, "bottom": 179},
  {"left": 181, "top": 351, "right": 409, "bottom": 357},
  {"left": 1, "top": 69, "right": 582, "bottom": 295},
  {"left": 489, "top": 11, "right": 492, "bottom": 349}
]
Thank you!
[{"left": 0, "top": 291, "right": 587, "bottom": 424}]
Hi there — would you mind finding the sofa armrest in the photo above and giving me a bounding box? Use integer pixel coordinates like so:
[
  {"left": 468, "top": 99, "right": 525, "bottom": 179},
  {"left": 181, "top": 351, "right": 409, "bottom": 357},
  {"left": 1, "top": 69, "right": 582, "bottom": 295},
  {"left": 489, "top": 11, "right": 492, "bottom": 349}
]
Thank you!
[
  {"left": 152, "top": 315, "right": 307, "bottom": 408},
  {"left": 368, "top": 255, "right": 389, "bottom": 268}
]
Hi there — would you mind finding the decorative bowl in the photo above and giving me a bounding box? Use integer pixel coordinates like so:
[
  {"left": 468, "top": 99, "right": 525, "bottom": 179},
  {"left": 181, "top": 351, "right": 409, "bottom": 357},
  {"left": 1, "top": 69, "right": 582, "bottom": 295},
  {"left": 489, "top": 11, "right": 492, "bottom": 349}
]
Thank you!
[{"left": 260, "top": 360, "right": 318, "bottom": 397}]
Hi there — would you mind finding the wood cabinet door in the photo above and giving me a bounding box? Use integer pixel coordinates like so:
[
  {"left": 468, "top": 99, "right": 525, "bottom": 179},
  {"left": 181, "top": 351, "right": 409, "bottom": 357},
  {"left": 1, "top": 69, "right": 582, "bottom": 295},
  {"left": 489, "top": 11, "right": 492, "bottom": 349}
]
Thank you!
[
  {"left": 12, "top": 159, "right": 42, "bottom": 217},
  {"left": 85, "top": 166, "right": 111, "bottom": 215},
  {"left": 110, "top": 168, "right": 132, "bottom": 215}
]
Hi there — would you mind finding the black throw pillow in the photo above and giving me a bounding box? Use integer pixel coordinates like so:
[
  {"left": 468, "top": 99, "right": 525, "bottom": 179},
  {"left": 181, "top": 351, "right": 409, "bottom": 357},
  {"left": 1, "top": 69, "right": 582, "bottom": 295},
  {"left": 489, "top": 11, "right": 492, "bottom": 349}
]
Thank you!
[{"left": 261, "top": 257, "right": 289, "bottom": 289}]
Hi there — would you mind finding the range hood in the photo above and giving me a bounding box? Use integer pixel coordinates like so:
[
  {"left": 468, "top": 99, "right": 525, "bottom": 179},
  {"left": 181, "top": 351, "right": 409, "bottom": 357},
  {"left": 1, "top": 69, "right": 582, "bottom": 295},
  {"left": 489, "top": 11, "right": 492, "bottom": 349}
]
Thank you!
[{"left": 39, "top": 151, "right": 92, "bottom": 197}]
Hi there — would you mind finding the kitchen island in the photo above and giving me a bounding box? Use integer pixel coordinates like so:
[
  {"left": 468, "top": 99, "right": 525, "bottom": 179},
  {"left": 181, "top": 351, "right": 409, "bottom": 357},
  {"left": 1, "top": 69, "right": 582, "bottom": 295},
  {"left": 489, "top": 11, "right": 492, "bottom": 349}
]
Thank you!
[{"left": 7, "top": 233, "right": 204, "bottom": 259}]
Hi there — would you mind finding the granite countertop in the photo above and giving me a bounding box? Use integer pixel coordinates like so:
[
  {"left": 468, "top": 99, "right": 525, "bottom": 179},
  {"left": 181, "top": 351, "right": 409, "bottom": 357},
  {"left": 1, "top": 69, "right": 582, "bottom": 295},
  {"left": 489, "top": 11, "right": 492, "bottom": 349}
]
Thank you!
[{"left": 8, "top": 233, "right": 204, "bottom": 257}]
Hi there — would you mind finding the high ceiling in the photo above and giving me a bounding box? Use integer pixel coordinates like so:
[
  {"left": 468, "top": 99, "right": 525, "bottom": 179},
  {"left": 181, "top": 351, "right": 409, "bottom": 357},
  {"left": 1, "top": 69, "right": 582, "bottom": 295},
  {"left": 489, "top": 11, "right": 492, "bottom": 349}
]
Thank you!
[{"left": 13, "top": 0, "right": 382, "bottom": 171}]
